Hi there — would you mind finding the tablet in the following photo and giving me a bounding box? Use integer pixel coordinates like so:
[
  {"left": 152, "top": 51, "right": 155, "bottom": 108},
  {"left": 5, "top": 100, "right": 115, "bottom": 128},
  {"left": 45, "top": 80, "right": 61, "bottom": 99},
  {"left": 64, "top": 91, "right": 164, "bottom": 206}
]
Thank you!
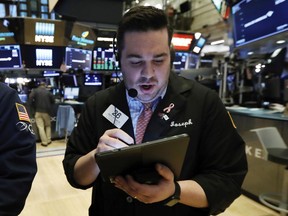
[{"left": 95, "top": 133, "right": 190, "bottom": 184}]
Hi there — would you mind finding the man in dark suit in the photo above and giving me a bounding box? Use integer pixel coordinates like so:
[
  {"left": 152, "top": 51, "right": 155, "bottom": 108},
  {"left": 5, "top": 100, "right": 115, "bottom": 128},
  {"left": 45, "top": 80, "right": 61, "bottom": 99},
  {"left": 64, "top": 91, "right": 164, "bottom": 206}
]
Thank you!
[
  {"left": 0, "top": 82, "right": 37, "bottom": 215},
  {"left": 63, "top": 6, "right": 247, "bottom": 216}
]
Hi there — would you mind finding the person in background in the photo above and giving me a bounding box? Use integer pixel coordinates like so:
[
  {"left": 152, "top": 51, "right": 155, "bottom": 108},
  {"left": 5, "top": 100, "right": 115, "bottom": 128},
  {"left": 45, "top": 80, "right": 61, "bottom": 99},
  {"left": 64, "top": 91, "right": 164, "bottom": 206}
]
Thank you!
[
  {"left": 0, "top": 82, "right": 37, "bottom": 215},
  {"left": 29, "top": 81, "right": 55, "bottom": 146},
  {"left": 63, "top": 6, "right": 247, "bottom": 216}
]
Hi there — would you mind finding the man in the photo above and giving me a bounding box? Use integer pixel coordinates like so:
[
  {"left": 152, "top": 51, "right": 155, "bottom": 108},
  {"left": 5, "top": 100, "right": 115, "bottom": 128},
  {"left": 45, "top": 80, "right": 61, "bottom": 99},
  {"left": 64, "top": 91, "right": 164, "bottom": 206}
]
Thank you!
[
  {"left": 29, "top": 81, "right": 55, "bottom": 146},
  {"left": 63, "top": 6, "right": 247, "bottom": 216},
  {"left": 0, "top": 82, "right": 37, "bottom": 215}
]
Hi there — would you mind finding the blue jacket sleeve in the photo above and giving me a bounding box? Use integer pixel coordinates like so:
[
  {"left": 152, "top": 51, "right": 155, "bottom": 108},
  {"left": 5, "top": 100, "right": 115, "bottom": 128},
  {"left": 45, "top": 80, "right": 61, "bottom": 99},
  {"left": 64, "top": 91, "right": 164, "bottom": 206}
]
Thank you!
[{"left": 0, "top": 84, "right": 37, "bottom": 215}]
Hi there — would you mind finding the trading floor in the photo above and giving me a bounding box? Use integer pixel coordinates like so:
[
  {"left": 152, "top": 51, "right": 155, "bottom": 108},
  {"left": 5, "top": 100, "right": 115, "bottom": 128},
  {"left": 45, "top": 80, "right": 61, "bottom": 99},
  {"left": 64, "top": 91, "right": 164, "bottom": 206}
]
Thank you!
[{"left": 19, "top": 140, "right": 280, "bottom": 216}]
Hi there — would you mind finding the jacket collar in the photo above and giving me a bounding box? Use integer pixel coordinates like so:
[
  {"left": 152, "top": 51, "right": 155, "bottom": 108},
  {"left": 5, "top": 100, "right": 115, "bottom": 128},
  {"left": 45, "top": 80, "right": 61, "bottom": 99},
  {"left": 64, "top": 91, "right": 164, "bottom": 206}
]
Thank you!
[{"left": 105, "top": 72, "right": 193, "bottom": 143}]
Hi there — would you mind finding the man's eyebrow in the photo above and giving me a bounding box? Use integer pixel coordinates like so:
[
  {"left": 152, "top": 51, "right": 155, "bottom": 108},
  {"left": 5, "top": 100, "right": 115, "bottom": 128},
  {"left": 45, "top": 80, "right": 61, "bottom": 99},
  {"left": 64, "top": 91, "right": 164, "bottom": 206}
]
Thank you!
[
  {"left": 154, "top": 53, "right": 168, "bottom": 58},
  {"left": 127, "top": 53, "right": 169, "bottom": 59},
  {"left": 127, "top": 54, "right": 142, "bottom": 58}
]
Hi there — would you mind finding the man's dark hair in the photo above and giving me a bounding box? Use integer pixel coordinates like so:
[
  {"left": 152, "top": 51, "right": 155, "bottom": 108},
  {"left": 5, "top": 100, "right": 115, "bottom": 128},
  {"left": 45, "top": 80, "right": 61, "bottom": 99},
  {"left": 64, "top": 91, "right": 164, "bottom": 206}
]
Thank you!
[{"left": 116, "top": 6, "right": 173, "bottom": 58}]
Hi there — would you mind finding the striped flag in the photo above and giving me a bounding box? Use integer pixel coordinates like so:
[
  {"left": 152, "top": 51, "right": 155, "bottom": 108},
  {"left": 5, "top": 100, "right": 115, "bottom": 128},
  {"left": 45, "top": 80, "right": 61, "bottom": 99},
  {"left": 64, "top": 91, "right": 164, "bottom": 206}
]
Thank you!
[{"left": 15, "top": 103, "right": 31, "bottom": 123}]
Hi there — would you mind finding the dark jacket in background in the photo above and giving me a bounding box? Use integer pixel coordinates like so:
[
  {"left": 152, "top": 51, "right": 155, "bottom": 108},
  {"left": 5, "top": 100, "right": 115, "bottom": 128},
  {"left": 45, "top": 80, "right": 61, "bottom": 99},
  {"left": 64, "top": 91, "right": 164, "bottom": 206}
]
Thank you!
[{"left": 29, "top": 85, "right": 55, "bottom": 115}]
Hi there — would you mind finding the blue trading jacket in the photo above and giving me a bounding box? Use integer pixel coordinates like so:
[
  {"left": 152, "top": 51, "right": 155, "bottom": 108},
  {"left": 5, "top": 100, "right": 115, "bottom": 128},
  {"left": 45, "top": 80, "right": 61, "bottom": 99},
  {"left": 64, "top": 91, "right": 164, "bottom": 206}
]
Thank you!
[{"left": 0, "top": 83, "right": 37, "bottom": 215}]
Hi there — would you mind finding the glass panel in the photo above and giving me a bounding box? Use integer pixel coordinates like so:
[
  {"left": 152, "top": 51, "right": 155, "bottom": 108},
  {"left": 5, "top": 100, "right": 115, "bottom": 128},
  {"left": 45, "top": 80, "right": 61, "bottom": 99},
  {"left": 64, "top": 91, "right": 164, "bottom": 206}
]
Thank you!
[
  {"left": 20, "top": 3, "right": 27, "bottom": 10},
  {"left": 0, "top": 4, "right": 5, "bottom": 17},
  {"left": 41, "top": 13, "right": 48, "bottom": 19},
  {"left": 41, "top": 5, "right": 48, "bottom": 12},
  {"left": 9, "top": 5, "right": 17, "bottom": 17},
  {"left": 20, "top": 11, "right": 27, "bottom": 17}
]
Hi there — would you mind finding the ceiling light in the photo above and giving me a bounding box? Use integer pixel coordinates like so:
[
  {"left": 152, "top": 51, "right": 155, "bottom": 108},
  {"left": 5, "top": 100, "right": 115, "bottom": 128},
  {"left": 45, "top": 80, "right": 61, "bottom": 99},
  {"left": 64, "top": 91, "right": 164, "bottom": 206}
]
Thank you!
[
  {"left": 210, "top": 39, "right": 224, "bottom": 45},
  {"left": 276, "top": 40, "right": 286, "bottom": 44}
]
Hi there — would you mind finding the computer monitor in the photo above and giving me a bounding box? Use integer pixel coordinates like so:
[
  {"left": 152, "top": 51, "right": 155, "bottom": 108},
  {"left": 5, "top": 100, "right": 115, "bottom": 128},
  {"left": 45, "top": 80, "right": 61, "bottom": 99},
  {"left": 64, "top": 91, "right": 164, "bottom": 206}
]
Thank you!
[
  {"left": 172, "top": 52, "right": 197, "bottom": 71},
  {"left": 92, "top": 47, "right": 118, "bottom": 71},
  {"left": 21, "top": 45, "right": 65, "bottom": 69},
  {"left": 0, "top": 45, "right": 22, "bottom": 69},
  {"left": 65, "top": 47, "right": 92, "bottom": 71},
  {"left": 232, "top": 0, "right": 288, "bottom": 48},
  {"left": 63, "top": 87, "right": 79, "bottom": 100},
  {"left": 84, "top": 73, "right": 103, "bottom": 86},
  {"left": 18, "top": 93, "right": 28, "bottom": 103}
]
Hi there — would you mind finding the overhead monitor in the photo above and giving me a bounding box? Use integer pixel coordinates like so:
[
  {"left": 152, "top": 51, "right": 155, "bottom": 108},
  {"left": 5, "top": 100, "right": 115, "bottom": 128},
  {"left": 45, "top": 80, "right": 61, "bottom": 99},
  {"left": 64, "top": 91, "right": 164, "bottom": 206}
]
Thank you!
[
  {"left": 0, "top": 44, "right": 22, "bottom": 69},
  {"left": 0, "top": 18, "right": 24, "bottom": 45},
  {"left": 92, "top": 47, "right": 118, "bottom": 71},
  {"left": 171, "top": 32, "right": 194, "bottom": 51},
  {"left": 232, "top": 0, "right": 288, "bottom": 48},
  {"left": 24, "top": 18, "right": 66, "bottom": 46},
  {"left": 65, "top": 47, "right": 92, "bottom": 71},
  {"left": 21, "top": 45, "right": 65, "bottom": 69},
  {"left": 192, "top": 37, "right": 207, "bottom": 54},
  {"left": 66, "top": 21, "right": 97, "bottom": 50}
]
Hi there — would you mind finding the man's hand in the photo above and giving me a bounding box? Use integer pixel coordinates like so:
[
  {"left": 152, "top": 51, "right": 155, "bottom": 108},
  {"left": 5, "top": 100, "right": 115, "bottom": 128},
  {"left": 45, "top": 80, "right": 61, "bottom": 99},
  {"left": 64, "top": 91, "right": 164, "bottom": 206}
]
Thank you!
[
  {"left": 96, "top": 128, "right": 134, "bottom": 153},
  {"left": 113, "top": 163, "right": 176, "bottom": 204}
]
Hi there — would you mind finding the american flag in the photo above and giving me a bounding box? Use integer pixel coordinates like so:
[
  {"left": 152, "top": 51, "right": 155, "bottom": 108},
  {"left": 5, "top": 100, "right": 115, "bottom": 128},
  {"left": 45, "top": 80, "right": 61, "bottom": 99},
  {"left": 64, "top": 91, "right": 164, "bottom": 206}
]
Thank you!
[{"left": 16, "top": 103, "right": 31, "bottom": 123}]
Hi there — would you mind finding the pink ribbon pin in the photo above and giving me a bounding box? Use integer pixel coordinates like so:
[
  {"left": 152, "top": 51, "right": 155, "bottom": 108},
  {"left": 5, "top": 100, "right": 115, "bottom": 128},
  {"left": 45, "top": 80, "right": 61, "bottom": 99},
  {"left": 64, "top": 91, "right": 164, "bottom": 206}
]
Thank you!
[{"left": 163, "top": 103, "right": 175, "bottom": 114}]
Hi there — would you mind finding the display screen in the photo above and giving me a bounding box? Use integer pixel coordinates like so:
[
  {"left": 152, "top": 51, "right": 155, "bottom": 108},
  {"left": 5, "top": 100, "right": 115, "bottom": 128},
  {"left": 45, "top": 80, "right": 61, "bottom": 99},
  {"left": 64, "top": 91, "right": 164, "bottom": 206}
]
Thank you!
[
  {"left": 66, "top": 21, "right": 97, "bottom": 49},
  {"left": 0, "top": 18, "right": 24, "bottom": 45},
  {"left": 173, "top": 52, "right": 189, "bottom": 71},
  {"left": 24, "top": 18, "right": 66, "bottom": 46},
  {"left": 63, "top": 87, "right": 79, "bottom": 99},
  {"left": 21, "top": 45, "right": 65, "bottom": 69},
  {"left": 18, "top": 93, "right": 28, "bottom": 103},
  {"left": 92, "top": 47, "right": 117, "bottom": 71},
  {"left": 173, "top": 51, "right": 197, "bottom": 71},
  {"left": 171, "top": 33, "right": 194, "bottom": 51},
  {"left": 232, "top": 0, "right": 288, "bottom": 47},
  {"left": 65, "top": 47, "right": 92, "bottom": 71},
  {"left": 0, "top": 44, "right": 22, "bottom": 69},
  {"left": 192, "top": 37, "right": 206, "bottom": 54},
  {"left": 110, "top": 71, "right": 122, "bottom": 84},
  {"left": 43, "top": 70, "right": 60, "bottom": 77},
  {"left": 84, "top": 73, "right": 103, "bottom": 86}
]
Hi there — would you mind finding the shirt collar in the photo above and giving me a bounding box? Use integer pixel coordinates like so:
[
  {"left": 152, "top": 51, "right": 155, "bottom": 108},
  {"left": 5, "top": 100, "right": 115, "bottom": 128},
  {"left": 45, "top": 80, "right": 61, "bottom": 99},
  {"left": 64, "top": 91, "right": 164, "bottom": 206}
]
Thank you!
[{"left": 126, "top": 87, "right": 167, "bottom": 104}]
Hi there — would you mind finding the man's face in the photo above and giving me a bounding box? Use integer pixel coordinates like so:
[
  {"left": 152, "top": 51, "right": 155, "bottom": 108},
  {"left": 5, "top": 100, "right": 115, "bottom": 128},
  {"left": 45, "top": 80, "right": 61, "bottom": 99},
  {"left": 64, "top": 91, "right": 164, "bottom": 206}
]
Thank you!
[{"left": 120, "top": 28, "right": 171, "bottom": 103}]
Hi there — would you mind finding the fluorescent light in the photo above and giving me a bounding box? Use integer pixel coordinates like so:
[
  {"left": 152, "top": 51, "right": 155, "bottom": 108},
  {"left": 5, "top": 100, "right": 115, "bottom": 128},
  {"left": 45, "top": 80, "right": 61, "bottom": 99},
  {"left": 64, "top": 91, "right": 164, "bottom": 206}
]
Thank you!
[
  {"left": 210, "top": 39, "right": 224, "bottom": 45},
  {"left": 276, "top": 40, "right": 286, "bottom": 44}
]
